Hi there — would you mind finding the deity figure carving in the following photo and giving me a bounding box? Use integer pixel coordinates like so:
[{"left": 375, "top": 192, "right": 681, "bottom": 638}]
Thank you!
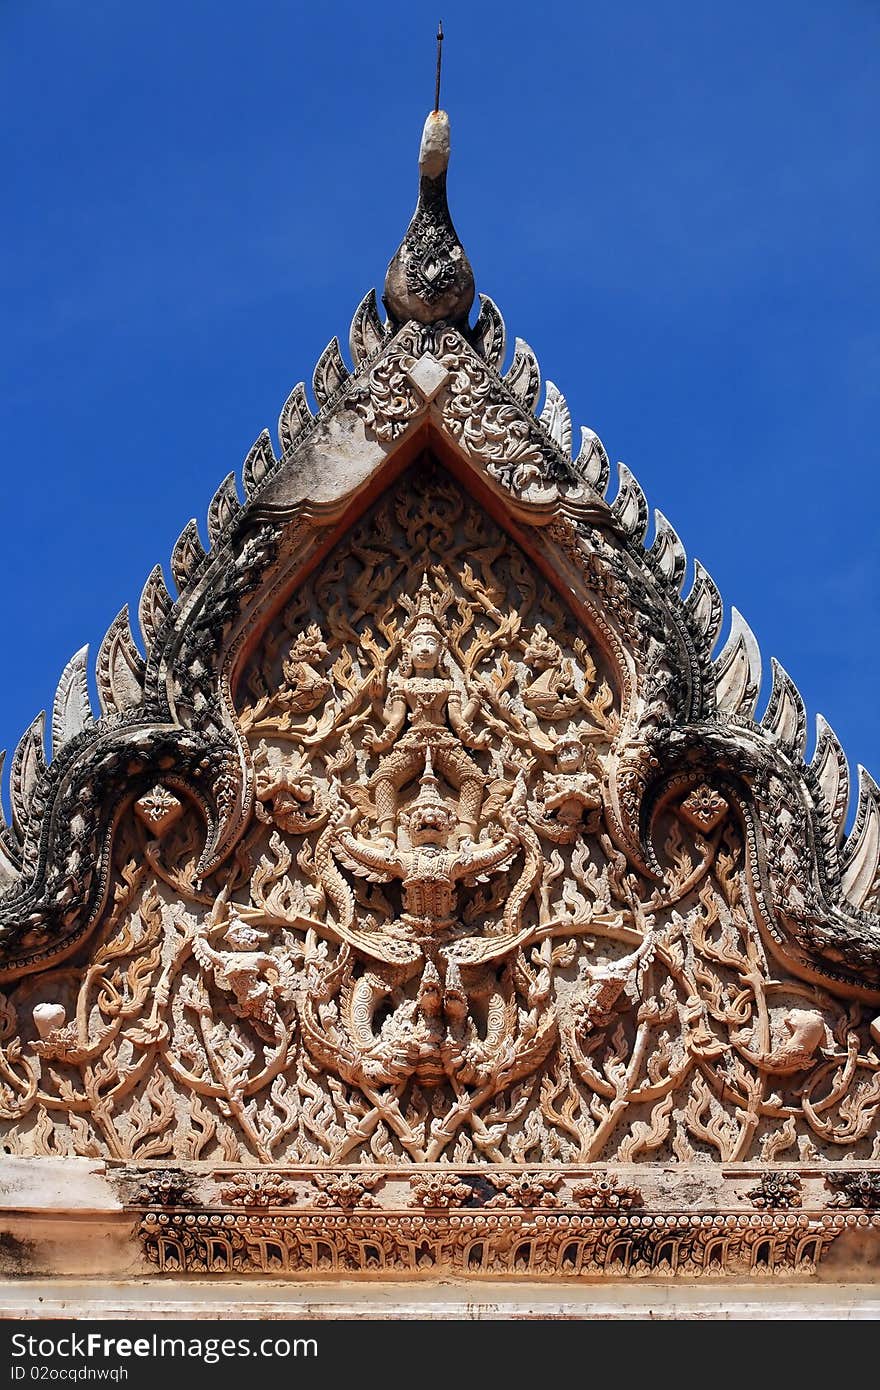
[
  {"left": 534, "top": 733, "right": 603, "bottom": 840},
  {"left": 2, "top": 101, "right": 880, "bottom": 1292},
  {"left": 367, "top": 574, "right": 488, "bottom": 839},
  {"left": 3, "top": 467, "right": 877, "bottom": 1182}
]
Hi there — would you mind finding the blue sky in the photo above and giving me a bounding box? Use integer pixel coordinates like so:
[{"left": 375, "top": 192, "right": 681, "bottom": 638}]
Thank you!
[{"left": 2, "top": 1, "right": 878, "bottom": 827}]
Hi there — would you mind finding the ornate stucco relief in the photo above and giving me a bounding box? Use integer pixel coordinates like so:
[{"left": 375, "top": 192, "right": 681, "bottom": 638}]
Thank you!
[
  {"left": 4, "top": 444, "right": 880, "bottom": 1187},
  {"left": 1, "top": 244, "right": 880, "bottom": 1278}
]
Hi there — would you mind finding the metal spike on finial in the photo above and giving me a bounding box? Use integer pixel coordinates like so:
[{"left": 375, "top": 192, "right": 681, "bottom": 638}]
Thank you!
[{"left": 434, "top": 22, "right": 444, "bottom": 113}]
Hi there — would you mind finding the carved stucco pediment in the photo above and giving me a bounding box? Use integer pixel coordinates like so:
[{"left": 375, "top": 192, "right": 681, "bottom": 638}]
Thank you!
[
  {"left": 1, "top": 296, "right": 877, "bottom": 983},
  {"left": 3, "top": 278, "right": 880, "bottom": 1282}
]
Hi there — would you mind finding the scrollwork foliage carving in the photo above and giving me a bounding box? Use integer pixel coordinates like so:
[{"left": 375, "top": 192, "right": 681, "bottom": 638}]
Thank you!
[{"left": 4, "top": 468, "right": 880, "bottom": 1172}]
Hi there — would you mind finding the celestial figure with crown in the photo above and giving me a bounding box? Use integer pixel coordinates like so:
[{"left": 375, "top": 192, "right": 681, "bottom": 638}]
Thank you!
[
  {"left": 366, "top": 572, "right": 488, "bottom": 840},
  {"left": 333, "top": 748, "right": 523, "bottom": 948}
]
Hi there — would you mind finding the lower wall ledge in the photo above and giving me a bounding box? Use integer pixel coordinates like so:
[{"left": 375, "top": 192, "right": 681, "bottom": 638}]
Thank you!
[{"left": 3, "top": 1279, "right": 880, "bottom": 1320}]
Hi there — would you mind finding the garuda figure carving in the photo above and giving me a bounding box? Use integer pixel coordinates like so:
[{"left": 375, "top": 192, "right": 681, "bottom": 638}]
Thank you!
[
  {"left": 261, "top": 546, "right": 595, "bottom": 1118},
  {"left": 2, "top": 108, "right": 880, "bottom": 1280},
  {"left": 333, "top": 749, "right": 524, "bottom": 949}
]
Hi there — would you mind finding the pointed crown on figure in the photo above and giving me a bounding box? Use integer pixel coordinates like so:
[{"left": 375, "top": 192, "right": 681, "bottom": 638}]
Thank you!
[
  {"left": 404, "top": 747, "right": 456, "bottom": 838},
  {"left": 402, "top": 572, "right": 452, "bottom": 637}
]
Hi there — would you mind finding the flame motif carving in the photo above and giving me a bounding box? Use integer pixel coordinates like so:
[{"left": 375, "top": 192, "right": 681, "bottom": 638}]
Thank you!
[
  {"left": 0, "top": 266, "right": 879, "bottom": 1293},
  {"left": 3, "top": 467, "right": 880, "bottom": 1178}
]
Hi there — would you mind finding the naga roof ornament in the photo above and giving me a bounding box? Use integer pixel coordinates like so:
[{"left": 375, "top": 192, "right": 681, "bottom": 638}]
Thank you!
[{"left": 3, "top": 98, "right": 880, "bottom": 1294}]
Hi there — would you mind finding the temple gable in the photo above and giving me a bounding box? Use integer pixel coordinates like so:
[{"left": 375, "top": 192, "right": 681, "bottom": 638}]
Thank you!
[{"left": 2, "top": 109, "right": 880, "bottom": 1294}]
